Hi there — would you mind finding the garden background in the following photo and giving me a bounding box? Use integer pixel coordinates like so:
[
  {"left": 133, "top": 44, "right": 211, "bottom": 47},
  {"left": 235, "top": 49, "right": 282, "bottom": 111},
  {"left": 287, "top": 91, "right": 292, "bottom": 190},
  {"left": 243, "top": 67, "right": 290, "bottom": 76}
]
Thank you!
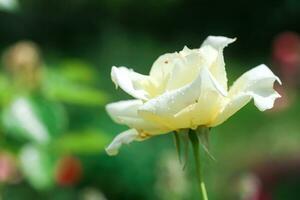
[{"left": 0, "top": 0, "right": 299, "bottom": 199}]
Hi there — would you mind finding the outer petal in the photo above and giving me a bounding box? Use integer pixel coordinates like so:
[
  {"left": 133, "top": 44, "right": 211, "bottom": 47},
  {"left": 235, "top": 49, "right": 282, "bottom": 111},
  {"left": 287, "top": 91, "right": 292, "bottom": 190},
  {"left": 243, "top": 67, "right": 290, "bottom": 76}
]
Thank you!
[
  {"left": 211, "top": 64, "right": 281, "bottom": 126},
  {"left": 106, "top": 99, "right": 142, "bottom": 123},
  {"left": 201, "top": 36, "right": 236, "bottom": 91},
  {"left": 202, "top": 36, "right": 236, "bottom": 50},
  {"left": 106, "top": 100, "right": 168, "bottom": 134},
  {"left": 139, "top": 67, "right": 226, "bottom": 130},
  {"left": 111, "top": 66, "right": 150, "bottom": 100},
  {"left": 105, "top": 129, "right": 143, "bottom": 156}
]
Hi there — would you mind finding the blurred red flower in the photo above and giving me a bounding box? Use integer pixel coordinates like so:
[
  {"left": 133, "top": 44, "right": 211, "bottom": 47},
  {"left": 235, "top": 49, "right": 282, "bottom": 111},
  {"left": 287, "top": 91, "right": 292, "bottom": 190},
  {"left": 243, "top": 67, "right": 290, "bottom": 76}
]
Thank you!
[
  {"left": 55, "top": 156, "right": 82, "bottom": 186},
  {"left": 272, "top": 32, "right": 300, "bottom": 86}
]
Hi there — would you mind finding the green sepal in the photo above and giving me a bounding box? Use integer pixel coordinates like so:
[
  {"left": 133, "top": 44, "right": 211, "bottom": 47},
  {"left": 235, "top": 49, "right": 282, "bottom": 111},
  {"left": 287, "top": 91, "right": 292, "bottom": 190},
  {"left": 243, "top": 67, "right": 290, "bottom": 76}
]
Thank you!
[
  {"left": 172, "top": 131, "right": 182, "bottom": 164},
  {"left": 196, "top": 126, "right": 216, "bottom": 161},
  {"left": 181, "top": 129, "right": 190, "bottom": 170}
]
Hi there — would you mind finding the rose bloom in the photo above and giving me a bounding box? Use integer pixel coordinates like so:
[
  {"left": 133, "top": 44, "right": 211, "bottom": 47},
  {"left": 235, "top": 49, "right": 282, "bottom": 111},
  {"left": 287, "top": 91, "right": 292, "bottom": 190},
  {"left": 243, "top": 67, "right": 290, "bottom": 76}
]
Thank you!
[{"left": 106, "top": 36, "right": 281, "bottom": 155}]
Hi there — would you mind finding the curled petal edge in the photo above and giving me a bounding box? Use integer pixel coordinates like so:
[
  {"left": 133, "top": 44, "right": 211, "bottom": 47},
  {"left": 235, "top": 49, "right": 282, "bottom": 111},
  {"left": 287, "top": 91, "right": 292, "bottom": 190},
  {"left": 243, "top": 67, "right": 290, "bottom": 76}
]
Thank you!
[
  {"left": 111, "top": 66, "right": 149, "bottom": 100},
  {"left": 105, "top": 129, "right": 144, "bottom": 156},
  {"left": 211, "top": 64, "right": 282, "bottom": 127}
]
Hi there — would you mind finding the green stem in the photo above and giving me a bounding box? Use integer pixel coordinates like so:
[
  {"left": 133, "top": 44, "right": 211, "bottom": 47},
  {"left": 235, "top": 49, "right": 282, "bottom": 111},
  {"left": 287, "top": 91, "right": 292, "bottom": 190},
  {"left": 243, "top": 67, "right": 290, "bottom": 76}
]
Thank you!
[{"left": 189, "top": 130, "right": 208, "bottom": 200}]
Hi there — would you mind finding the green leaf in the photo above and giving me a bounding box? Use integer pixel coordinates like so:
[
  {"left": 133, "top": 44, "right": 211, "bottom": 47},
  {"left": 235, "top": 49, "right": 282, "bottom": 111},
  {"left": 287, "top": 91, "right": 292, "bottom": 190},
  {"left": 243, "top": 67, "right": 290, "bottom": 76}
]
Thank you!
[
  {"left": 19, "top": 144, "right": 56, "bottom": 190},
  {"left": 52, "top": 129, "right": 110, "bottom": 154},
  {"left": 0, "top": 74, "right": 13, "bottom": 106},
  {"left": 42, "top": 69, "right": 109, "bottom": 106},
  {"left": 58, "top": 59, "right": 98, "bottom": 83}
]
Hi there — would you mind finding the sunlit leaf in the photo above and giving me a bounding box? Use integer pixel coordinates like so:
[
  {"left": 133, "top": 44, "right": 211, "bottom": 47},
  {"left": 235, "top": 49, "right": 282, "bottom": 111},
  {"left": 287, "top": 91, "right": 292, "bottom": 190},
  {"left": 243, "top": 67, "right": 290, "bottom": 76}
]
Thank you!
[
  {"left": 0, "top": 74, "right": 13, "bottom": 106},
  {"left": 19, "top": 144, "right": 56, "bottom": 190},
  {"left": 0, "top": 0, "right": 19, "bottom": 12},
  {"left": 1, "top": 95, "right": 67, "bottom": 144}
]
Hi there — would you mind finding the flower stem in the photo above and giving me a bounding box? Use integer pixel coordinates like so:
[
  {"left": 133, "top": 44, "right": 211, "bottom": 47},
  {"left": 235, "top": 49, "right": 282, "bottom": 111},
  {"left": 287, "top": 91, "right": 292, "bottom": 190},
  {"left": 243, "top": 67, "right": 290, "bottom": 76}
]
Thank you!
[{"left": 189, "top": 129, "right": 208, "bottom": 200}]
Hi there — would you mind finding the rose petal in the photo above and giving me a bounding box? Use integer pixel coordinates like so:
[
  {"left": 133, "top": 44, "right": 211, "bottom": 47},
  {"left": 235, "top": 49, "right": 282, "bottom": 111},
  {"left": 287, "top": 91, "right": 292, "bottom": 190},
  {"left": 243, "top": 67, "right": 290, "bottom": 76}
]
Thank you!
[
  {"left": 105, "top": 129, "right": 142, "bottom": 156},
  {"left": 202, "top": 36, "right": 236, "bottom": 50},
  {"left": 211, "top": 64, "right": 281, "bottom": 126},
  {"left": 111, "top": 66, "right": 150, "bottom": 100},
  {"left": 139, "top": 67, "right": 226, "bottom": 130},
  {"left": 201, "top": 36, "right": 236, "bottom": 91},
  {"left": 165, "top": 46, "right": 220, "bottom": 91},
  {"left": 149, "top": 53, "right": 182, "bottom": 81},
  {"left": 106, "top": 100, "right": 168, "bottom": 134},
  {"left": 106, "top": 99, "right": 143, "bottom": 123}
]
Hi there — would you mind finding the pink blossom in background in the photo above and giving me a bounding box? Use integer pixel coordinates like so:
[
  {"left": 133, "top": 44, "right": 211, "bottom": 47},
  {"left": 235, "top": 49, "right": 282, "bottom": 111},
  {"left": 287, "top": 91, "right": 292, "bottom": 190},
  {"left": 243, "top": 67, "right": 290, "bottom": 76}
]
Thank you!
[{"left": 272, "top": 32, "right": 300, "bottom": 86}]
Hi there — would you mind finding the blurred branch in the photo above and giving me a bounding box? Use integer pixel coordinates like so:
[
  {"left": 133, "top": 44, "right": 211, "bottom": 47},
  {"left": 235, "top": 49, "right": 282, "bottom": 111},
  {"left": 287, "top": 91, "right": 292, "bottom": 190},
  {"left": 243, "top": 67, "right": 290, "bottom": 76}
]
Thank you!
[
  {"left": 52, "top": 129, "right": 109, "bottom": 155},
  {"left": 42, "top": 68, "right": 109, "bottom": 106}
]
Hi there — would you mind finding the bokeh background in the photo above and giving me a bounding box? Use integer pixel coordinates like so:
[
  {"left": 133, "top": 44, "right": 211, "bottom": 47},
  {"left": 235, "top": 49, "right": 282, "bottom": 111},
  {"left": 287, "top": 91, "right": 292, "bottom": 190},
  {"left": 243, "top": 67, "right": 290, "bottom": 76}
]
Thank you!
[{"left": 0, "top": 0, "right": 299, "bottom": 199}]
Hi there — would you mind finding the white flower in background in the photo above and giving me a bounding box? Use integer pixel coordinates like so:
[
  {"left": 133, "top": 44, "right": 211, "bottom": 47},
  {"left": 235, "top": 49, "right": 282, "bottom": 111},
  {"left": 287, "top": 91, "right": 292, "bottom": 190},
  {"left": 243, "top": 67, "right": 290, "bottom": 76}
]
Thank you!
[
  {"left": 0, "top": 0, "right": 18, "bottom": 12},
  {"left": 105, "top": 36, "right": 281, "bottom": 156}
]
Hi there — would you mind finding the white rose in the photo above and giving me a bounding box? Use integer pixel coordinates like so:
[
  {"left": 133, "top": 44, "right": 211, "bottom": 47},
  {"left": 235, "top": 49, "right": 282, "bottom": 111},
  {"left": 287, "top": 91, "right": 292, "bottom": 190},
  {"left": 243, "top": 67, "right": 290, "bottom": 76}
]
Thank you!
[{"left": 105, "top": 36, "right": 281, "bottom": 156}]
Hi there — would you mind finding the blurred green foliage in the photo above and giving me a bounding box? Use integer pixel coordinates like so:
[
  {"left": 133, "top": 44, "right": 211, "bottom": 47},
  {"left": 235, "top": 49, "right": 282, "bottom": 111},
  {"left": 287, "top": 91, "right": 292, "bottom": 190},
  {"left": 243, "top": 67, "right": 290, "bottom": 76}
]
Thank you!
[
  {"left": 19, "top": 144, "right": 56, "bottom": 190},
  {"left": 0, "top": 41, "right": 110, "bottom": 196}
]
